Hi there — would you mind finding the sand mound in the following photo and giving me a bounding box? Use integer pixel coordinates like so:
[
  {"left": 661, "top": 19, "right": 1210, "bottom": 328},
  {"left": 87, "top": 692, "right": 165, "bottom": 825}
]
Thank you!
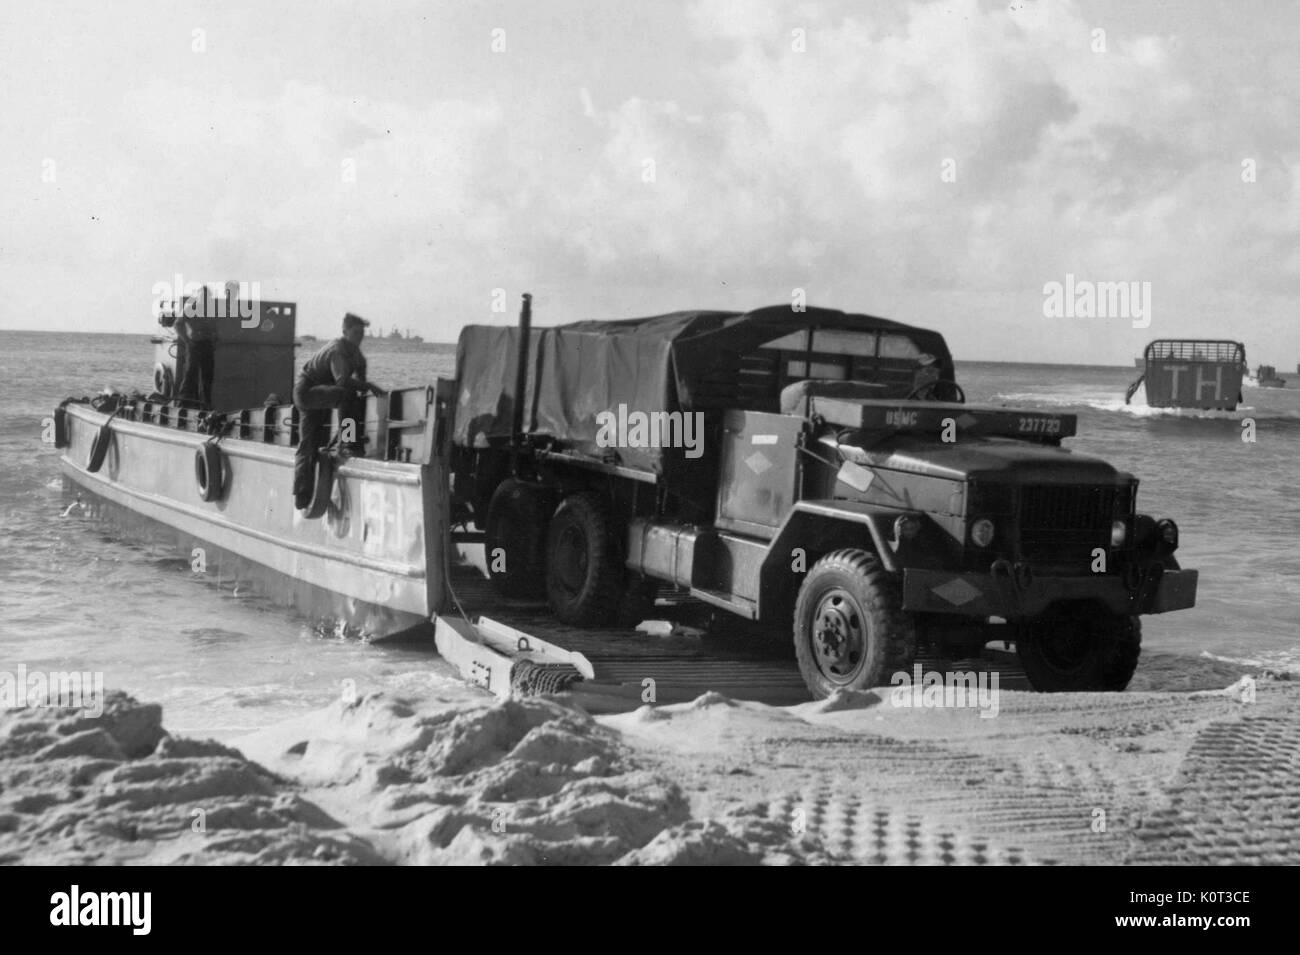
[
  {"left": 8, "top": 664, "right": 1298, "bottom": 865},
  {"left": 797, "top": 688, "right": 885, "bottom": 714},
  {"left": 618, "top": 816, "right": 830, "bottom": 865},
  {"left": 0, "top": 691, "right": 380, "bottom": 865},
  {"left": 243, "top": 693, "right": 693, "bottom": 865},
  {"left": 2, "top": 691, "right": 697, "bottom": 865}
]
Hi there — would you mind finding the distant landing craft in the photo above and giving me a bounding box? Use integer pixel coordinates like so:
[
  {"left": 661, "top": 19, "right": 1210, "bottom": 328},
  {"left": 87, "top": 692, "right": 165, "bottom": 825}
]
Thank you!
[
  {"left": 1254, "top": 364, "right": 1287, "bottom": 389},
  {"left": 1126, "top": 340, "right": 1247, "bottom": 410}
]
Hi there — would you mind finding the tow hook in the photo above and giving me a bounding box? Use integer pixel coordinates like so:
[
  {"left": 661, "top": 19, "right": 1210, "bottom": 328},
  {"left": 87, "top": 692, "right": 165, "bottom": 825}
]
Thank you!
[
  {"left": 990, "top": 559, "right": 1028, "bottom": 616},
  {"left": 1126, "top": 561, "right": 1164, "bottom": 612}
]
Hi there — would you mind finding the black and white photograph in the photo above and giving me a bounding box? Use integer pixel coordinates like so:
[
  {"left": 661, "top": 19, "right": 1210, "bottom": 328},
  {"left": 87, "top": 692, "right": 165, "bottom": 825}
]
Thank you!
[{"left": 0, "top": 0, "right": 1295, "bottom": 910}]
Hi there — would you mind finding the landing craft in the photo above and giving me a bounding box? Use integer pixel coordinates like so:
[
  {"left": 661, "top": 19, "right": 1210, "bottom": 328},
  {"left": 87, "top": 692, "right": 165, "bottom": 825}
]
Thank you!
[
  {"left": 1254, "top": 364, "right": 1287, "bottom": 389},
  {"left": 1125, "top": 339, "right": 1247, "bottom": 410},
  {"left": 59, "top": 295, "right": 453, "bottom": 638}
]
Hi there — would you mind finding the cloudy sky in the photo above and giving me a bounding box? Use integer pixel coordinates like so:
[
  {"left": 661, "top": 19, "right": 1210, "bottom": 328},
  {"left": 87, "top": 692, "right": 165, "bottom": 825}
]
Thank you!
[{"left": 1, "top": 0, "right": 1296, "bottom": 365}]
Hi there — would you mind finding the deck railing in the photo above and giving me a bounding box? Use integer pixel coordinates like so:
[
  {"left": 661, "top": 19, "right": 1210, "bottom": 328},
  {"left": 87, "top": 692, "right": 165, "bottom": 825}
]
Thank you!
[
  {"left": 1144, "top": 340, "right": 1245, "bottom": 363},
  {"left": 123, "top": 384, "right": 443, "bottom": 464}
]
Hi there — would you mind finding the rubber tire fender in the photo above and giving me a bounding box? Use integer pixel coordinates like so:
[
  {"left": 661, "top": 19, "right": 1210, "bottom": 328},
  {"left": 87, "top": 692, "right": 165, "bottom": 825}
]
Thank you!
[
  {"left": 86, "top": 419, "right": 114, "bottom": 473},
  {"left": 194, "top": 442, "right": 225, "bottom": 503},
  {"left": 302, "top": 451, "right": 334, "bottom": 520},
  {"left": 153, "top": 363, "right": 174, "bottom": 399},
  {"left": 54, "top": 405, "right": 70, "bottom": 448}
]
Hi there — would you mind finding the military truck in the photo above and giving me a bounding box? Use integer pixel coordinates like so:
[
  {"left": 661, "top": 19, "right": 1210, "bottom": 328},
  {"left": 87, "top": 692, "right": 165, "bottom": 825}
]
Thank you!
[{"left": 450, "top": 300, "right": 1198, "bottom": 697}]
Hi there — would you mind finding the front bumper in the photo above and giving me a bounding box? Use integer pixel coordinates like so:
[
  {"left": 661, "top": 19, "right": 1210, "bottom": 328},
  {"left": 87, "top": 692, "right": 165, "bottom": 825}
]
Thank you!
[{"left": 902, "top": 564, "right": 1198, "bottom": 618}]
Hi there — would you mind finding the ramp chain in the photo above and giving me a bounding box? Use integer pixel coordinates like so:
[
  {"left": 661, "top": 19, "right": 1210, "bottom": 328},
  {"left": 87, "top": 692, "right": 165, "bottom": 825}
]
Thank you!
[{"left": 509, "top": 660, "right": 584, "bottom": 696}]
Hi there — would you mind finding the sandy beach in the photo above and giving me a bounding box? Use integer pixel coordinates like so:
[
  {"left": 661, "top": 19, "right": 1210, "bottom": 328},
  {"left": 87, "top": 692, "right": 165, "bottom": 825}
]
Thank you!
[{"left": 4, "top": 653, "right": 1296, "bottom": 866}]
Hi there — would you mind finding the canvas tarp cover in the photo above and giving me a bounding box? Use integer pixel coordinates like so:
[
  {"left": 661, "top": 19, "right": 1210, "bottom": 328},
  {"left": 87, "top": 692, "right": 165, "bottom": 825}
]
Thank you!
[{"left": 453, "top": 305, "right": 954, "bottom": 474}]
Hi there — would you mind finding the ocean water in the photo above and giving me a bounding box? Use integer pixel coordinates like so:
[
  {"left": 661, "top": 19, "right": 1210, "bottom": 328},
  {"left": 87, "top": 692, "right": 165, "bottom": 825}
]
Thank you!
[{"left": 1, "top": 332, "right": 1297, "bottom": 736}]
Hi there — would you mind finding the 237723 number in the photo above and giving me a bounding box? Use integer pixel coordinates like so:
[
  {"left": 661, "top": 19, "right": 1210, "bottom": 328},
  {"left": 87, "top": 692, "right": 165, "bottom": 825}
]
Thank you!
[{"left": 1018, "top": 416, "right": 1062, "bottom": 434}]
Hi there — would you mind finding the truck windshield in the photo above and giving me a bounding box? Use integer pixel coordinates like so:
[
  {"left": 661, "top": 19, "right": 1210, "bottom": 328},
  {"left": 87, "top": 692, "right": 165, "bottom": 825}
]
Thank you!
[{"left": 755, "top": 327, "right": 936, "bottom": 399}]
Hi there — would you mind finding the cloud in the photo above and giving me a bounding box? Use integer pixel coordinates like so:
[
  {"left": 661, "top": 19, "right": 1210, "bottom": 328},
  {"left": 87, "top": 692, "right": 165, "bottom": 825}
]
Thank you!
[
  {"left": 506, "top": 0, "right": 1297, "bottom": 358},
  {"left": 1, "top": 0, "right": 1295, "bottom": 361}
]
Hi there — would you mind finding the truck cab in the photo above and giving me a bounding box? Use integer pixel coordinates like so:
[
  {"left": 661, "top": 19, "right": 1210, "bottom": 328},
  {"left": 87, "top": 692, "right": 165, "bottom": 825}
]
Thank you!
[{"left": 451, "top": 305, "right": 1198, "bottom": 698}]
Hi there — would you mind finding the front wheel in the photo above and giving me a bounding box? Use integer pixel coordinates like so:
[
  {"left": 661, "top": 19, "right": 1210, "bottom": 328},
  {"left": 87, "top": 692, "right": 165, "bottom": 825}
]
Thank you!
[
  {"left": 1016, "top": 609, "right": 1141, "bottom": 692},
  {"left": 793, "top": 549, "right": 916, "bottom": 699}
]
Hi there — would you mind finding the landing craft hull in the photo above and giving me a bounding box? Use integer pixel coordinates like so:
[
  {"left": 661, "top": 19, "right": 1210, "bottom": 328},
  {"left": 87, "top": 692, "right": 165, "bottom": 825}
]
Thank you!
[
  {"left": 1137, "top": 340, "right": 1246, "bottom": 411},
  {"left": 1143, "top": 360, "right": 1245, "bottom": 409},
  {"left": 59, "top": 402, "right": 450, "bottom": 638}
]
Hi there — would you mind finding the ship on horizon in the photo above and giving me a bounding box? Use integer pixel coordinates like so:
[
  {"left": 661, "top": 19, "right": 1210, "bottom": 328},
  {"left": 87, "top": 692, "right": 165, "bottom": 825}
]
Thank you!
[{"left": 373, "top": 324, "right": 424, "bottom": 344}]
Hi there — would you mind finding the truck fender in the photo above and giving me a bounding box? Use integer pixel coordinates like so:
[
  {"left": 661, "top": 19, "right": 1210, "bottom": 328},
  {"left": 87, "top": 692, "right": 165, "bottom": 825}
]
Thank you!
[{"left": 758, "top": 500, "right": 907, "bottom": 619}]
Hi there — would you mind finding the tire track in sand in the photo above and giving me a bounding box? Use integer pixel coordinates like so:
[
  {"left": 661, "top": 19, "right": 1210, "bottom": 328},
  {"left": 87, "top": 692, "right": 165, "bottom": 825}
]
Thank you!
[
  {"left": 761, "top": 779, "right": 1033, "bottom": 864},
  {"left": 1127, "top": 714, "right": 1300, "bottom": 864}
]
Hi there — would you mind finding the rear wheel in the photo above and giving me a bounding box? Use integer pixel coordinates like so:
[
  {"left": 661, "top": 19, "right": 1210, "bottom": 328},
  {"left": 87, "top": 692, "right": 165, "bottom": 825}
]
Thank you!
[
  {"left": 545, "top": 492, "right": 623, "bottom": 626},
  {"left": 484, "top": 479, "right": 553, "bottom": 599},
  {"left": 1016, "top": 608, "right": 1141, "bottom": 691},
  {"left": 793, "top": 549, "right": 916, "bottom": 699}
]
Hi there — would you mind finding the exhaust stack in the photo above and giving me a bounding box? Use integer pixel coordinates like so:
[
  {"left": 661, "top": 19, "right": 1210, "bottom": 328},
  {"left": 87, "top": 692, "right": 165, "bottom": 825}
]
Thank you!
[{"left": 510, "top": 293, "right": 532, "bottom": 470}]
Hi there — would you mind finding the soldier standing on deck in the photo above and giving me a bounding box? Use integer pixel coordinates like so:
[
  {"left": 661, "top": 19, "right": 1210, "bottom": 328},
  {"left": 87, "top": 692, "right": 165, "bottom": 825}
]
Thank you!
[
  {"left": 293, "top": 313, "right": 385, "bottom": 510},
  {"left": 175, "top": 286, "right": 220, "bottom": 408}
]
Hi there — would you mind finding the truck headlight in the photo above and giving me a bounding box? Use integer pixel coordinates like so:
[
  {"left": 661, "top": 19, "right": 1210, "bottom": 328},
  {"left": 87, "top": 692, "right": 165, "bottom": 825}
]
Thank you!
[
  {"left": 969, "top": 518, "right": 995, "bottom": 548},
  {"left": 1157, "top": 518, "right": 1179, "bottom": 551},
  {"left": 894, "top": 514, "right": 922, "bottom": 541},
  {"left": 1111, "top": 519, "right": 1128, "bottom": 547}
]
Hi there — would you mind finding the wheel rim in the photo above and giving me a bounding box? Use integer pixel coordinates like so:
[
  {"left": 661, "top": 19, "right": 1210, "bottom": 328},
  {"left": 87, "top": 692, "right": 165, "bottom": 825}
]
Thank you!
[
  {"left": 553, "top": 523, "right": 589, "bottom": 599},
  {"left": 810, "top": 588, "right": 867, "bottom": 685},
  {"left": 1035, "top": 619, "right": 1093, "bottom": 673}
]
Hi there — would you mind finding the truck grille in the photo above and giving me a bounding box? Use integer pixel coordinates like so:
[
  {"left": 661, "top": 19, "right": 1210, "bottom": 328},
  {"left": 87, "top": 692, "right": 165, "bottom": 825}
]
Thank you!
[{"left": 1017, "top": 483, "right": 1132, "bottom": 561}]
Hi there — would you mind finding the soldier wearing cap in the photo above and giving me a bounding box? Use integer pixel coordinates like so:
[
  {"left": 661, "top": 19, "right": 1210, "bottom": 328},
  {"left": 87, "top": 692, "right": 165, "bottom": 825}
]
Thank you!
[
  {"left": 292, "top": 313, "right": 385, "bottom": 510},
  {"left": 175, "top": 286, "right": 221, "bottom": 408}
]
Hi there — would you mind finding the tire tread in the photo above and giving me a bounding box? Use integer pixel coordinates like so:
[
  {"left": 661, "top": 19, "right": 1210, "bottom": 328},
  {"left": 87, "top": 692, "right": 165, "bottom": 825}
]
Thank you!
[{"left": 793, "top": 548, "right": 916, "bottom": 698}]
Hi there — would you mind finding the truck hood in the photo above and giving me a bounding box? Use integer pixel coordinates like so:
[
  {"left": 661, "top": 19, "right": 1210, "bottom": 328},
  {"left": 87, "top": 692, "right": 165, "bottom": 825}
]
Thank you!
[{"left": 831, "top": 434, "right": 1132, "bottom": 485}]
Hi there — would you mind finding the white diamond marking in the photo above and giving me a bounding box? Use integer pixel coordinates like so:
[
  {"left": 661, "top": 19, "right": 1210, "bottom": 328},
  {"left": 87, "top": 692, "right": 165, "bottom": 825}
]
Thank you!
[{"left": 932, "top": 578, "right": 982, "bottom": 607}]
